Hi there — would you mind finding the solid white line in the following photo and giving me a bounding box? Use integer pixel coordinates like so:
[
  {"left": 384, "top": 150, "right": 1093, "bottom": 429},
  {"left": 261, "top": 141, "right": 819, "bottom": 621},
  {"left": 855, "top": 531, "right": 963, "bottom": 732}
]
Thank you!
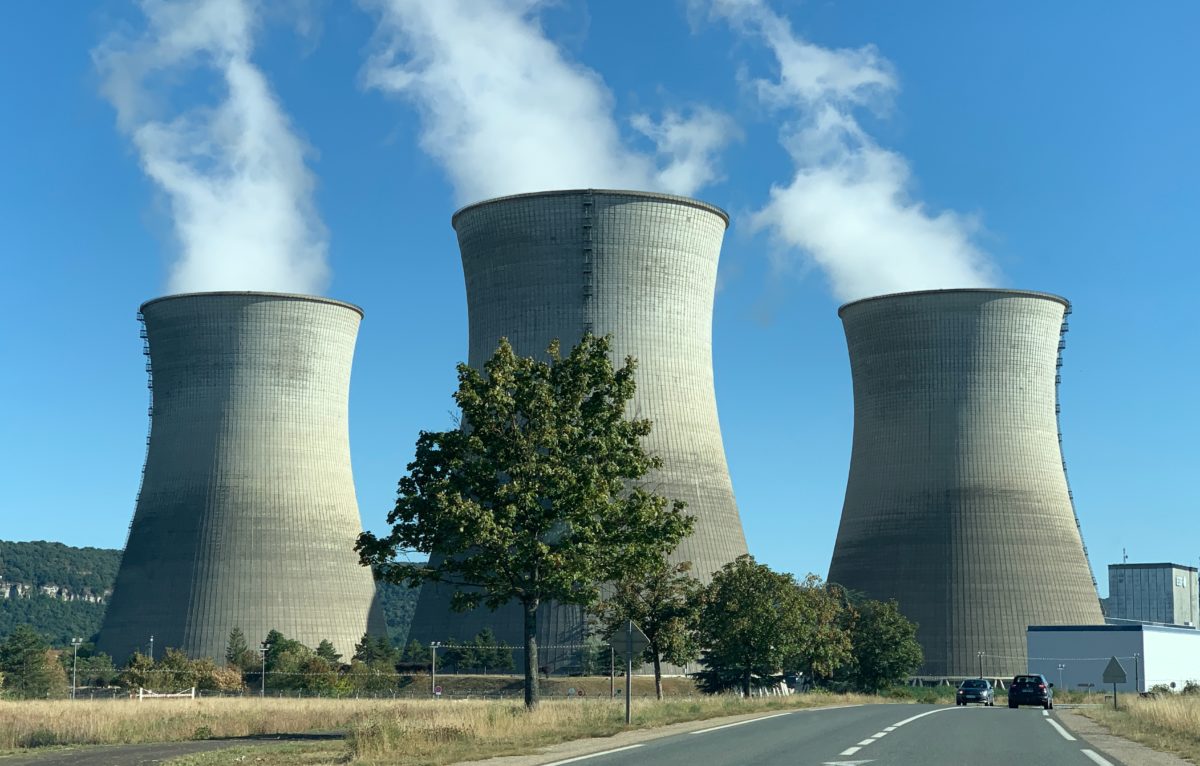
[
  {"left": 1046, "top": 719, "right": 1076, "bottom": 741},
  {"left": 1081, "top": 749, "right": 1114, "bottom": 765},
  {"left": 839, "top": 746, "right": 861, "bottom": 756},
  {"left": 1042, "top": 710, "right": 1049, "bottom": 717},
  {"left": 540, "top": 744, "right": 644, "bottom": 765},
  {"left": 689, "top": 711, "right": 795, "bottom": 734},
  {"left": 890, "top": 706, "right": 964, "bottom": 727},
  {"left": 856, "top": 739, "right": 875, "bottom": 746}
]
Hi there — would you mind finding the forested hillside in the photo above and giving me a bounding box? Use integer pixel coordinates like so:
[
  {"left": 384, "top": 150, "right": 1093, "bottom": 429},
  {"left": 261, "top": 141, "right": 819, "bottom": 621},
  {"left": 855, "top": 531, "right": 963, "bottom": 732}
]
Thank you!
[{"left": 0, "top": 540, "right": 420, "bottom": 648}]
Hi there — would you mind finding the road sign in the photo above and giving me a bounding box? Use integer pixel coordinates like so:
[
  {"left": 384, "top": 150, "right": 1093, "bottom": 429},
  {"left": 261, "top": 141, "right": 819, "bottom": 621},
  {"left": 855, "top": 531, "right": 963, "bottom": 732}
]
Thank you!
[
  {"left": 609, "top": 622, "right": 651, "bottom": 660},
  {"left": 434, "top": 685, "right": 443, "bottom": 697},
  {"left": 1102, "top": 656, "right": 1127, "bottom": 684}
]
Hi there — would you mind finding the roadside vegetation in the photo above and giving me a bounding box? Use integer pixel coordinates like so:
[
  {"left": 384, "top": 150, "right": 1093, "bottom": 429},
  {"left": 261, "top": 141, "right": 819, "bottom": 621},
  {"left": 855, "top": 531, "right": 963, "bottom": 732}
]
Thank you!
[
  {"left": 0, "top": 691, "right": 888, "bottom": 764},
  {"left": 1078, "top": 693, "right": 1200, "bottom": 764}
]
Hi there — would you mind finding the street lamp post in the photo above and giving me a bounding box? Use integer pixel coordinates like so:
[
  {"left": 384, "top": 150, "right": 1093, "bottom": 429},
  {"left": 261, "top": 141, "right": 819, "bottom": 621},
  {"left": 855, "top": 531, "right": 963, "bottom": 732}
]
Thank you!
[
  {"left": 1134, "top": 653, "right": 1141, "bottom": 693},
  {"left": 1057, "top": 663, "right": 1065, "bottom": 691},
  {"left": 148, "top": 634, "right": 154, "bottom": 662},
  {"left": 70, "top": 638, "right": 83, "bottom": 699},
  {"left": 259, "top": 642, "right": 269, "bottom": 698},
  {"left": 977, "top": 651, "right": 985, "bottom": 679},
  {"left": 430, "top": 642, "right": 441, "bottom": 699}
]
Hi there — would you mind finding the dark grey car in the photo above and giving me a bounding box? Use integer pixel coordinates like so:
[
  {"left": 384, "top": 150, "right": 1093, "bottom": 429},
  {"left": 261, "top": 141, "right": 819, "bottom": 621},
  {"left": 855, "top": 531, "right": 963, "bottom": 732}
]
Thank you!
[{"left": 956, "top": 678, "right": 994, "bottom": 706}]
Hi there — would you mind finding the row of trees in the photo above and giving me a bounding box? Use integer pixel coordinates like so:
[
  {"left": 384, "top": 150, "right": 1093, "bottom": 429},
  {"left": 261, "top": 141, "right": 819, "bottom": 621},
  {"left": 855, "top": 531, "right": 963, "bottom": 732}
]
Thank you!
[{"left": 358, "top": 334, "right": 924, "bottom": 709}]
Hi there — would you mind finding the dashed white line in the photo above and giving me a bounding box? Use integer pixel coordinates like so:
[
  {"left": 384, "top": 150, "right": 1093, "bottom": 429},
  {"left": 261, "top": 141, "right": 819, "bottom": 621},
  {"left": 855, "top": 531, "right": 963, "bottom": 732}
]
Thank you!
[
  {"left": 839, "top": 746, "right": 862, "bottom": 756},
  {"left": 1046, "top": 718, "right": 1076, "bottom": 741},
  {"left": 883, "top": 726, "right": 897, "bottom": 731},
  {"left": 870, "top": 732, "right": 888, "bottom": 738},
  {"left": 541, "top": 744, "right": 643, "bottom": 765},
  {"left": 1081, "top": 749, "right": 1114, "bottom": 765},
  {"left": 856, "top": 739, "right": 875, "bottom": 746}
]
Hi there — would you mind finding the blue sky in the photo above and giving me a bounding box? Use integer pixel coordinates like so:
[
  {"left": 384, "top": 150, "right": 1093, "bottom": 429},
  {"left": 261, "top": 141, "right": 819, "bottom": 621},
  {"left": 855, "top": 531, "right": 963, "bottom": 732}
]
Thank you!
[{"left": 1, "top": 1, "right": 1196, "bottom": 596}]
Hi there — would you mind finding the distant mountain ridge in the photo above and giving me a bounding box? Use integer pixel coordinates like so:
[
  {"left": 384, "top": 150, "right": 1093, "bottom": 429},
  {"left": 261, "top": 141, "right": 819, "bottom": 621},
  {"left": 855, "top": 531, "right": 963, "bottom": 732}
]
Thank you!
[{"left": 0, "top": 539, "right": 419, "bottom": 649}]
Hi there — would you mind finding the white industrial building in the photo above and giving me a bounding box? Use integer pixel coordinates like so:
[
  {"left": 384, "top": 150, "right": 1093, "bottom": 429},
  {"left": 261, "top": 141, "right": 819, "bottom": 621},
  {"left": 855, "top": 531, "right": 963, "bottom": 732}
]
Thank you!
[{"left": 1027, "top": 624, "right": 1200, "bottom": 693}]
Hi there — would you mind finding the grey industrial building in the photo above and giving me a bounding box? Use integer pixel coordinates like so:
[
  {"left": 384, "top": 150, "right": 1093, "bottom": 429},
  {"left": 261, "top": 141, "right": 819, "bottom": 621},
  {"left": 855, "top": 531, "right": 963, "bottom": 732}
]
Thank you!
[
  {"left": 406, "top": 189, "right": 749, "bottom": 669},
  {"left": 827, "top": 289, "right": 1104, "bottom": 677},
  {"left": 1105, "top": 563, "right": 1199, "bottom": 628},
  {"left": 97, "top": 292, "right": 384, "bottom": 663}
]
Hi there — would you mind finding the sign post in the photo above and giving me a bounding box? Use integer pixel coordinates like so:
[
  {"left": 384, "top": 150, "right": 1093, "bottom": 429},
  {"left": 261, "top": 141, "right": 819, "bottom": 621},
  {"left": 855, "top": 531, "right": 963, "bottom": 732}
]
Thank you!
[{"left": 1102, "top": 656, "right": 1127, "bottom": 710}]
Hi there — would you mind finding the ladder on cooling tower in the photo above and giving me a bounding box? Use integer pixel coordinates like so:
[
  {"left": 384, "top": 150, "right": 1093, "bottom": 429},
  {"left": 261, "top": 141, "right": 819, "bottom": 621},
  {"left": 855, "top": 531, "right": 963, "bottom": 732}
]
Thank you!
[
  {"left": 581, "top": 191, "right": 595, "bottom": 336},
  {"left": 1055, "top": 304, "right": 1099, "bottom": 594}
]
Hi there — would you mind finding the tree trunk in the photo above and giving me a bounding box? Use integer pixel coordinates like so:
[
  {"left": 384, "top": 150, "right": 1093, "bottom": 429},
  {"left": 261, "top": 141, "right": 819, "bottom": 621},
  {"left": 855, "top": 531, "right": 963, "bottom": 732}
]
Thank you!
[
  {"left": 742, "top": 667, "right": 752, "bottom": 698},
  {"left": 653, "top": 652, "right": 663, "bottom": 700},
  {"left": 523, "top": 597, "right": 540, "bottom": 709}
]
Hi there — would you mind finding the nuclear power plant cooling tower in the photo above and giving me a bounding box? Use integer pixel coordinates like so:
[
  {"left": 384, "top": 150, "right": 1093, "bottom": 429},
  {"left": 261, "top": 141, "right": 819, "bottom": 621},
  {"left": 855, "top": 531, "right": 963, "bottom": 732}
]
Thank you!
[
  {"left": 97, "top": 292, "right": 385, "bottom": 663},
  {"left": 407, "top": 190, "right": 749, "bottom": 669},
  {"left": 826, "top": 289, "right": 1104, "bottom": 677}
]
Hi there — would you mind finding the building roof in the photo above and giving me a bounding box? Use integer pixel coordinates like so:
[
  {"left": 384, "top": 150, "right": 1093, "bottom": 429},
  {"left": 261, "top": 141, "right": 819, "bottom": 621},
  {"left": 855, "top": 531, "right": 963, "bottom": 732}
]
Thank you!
[{"left": 1109, "top": 562, "right": 1198, "bottom": 572}]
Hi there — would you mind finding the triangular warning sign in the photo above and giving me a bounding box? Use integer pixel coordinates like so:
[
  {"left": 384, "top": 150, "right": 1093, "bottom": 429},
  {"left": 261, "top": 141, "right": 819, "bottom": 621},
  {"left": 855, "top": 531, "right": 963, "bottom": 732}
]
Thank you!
[{"left": 1102, "top": 656, "right": 1127, "bottom": 684}]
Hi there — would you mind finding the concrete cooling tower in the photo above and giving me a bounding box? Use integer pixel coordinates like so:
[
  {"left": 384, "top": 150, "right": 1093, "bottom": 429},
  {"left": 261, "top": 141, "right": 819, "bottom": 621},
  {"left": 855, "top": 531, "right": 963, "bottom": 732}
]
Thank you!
[
  {"left": 407, "top": 190, "right": 749, "bottom": 669},
  {"left": 97, "top": 292, "right": 385, "bottom": 664},
  {"left": 827, "top": 289, "right": 1104, "bottom": 678}
]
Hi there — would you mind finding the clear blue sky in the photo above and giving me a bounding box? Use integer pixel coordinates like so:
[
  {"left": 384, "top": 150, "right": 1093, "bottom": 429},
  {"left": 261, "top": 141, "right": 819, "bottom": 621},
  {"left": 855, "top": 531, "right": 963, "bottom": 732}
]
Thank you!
[{"left": 2, "top": 1, "right": 1196, "bottom": 596}]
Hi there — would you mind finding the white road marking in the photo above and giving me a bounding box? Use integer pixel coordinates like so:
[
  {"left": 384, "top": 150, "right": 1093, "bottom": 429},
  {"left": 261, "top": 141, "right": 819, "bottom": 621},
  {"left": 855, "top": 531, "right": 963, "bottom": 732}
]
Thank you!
[
  {"left": 822, "top": 761, "right": 874, "bottom": 765},
  {"left": 883, "top": 726, "right": 897, "bottom": 731},
  {"left": 1081, "top": 749, "right": 1114, "bottom": 765},
  {"left": 1046, "top": 718, "right": 1076, "bottom": 741},
  {"left": 890, "top": 706, "right": 965, "bottom": 728},
  {"left": 541, "top": 744, "right": 643, "bottom": 765},
  {"left": 840, "top": 746, "right": 862, "bottom": 756},
  {"left": 688, "top": 703, "right": 865, "bottom": 736},
  {"left": 856, "top": 739, "right": 875, "bottom": 745},
  {"left": 870, "top": 732, "right": 888, "bottom": 738},
  {"left": 688, "top": 710, "right": 796, "bottom": 734}
]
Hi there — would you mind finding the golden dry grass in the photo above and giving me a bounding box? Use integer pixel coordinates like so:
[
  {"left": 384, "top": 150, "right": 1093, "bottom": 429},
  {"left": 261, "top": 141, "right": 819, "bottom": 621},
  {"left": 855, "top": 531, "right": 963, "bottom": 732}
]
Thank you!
[
  {"left": 1, "top": 691, "right": 887, "bottom": 765},
  {"left": 1078, "top": 694, "right": 1200, "bottom": 763}
]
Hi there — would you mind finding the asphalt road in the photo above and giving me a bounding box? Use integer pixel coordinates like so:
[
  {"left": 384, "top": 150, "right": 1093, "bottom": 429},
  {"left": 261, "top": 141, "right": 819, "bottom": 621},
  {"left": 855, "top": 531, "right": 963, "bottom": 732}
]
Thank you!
[{"left": 540, "top": 704, "right": 1125, "bottom": 766}]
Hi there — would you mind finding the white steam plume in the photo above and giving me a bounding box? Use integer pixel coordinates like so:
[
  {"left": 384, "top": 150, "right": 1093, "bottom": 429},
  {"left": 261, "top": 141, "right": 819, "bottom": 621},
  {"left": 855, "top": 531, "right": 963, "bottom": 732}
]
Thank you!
[
  {"left": 96, "top": 0, "right": 329, "bottom": 295},
  {"left": 362, "top": 0, "right": 737, "bottom": 203},
  {"left": 704, "top": 0, "right": 997, "bottom": 303}
]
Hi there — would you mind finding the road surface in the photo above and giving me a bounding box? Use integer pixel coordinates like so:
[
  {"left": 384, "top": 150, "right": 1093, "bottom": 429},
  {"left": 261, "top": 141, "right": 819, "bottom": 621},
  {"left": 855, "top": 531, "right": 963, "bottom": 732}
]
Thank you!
[{"left": 537, "top": 704, "right": 1125, "bottom": 766}]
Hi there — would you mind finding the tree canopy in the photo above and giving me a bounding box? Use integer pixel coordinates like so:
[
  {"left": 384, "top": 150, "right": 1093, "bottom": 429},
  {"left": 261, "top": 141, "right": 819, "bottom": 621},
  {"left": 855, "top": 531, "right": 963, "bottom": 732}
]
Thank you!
[
  {"left": 594, "top": 559, "right": 703, "bottom": 699},
  {"left": 357, "top": 335, "right": 693, "bottom": 708}
]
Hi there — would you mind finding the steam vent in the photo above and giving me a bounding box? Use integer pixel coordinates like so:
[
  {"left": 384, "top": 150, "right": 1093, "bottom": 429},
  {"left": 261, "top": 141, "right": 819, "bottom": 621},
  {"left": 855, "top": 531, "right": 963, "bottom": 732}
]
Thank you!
[
  {"left": 407, "top": 190, "right": 750, "bottom": 669},
  {"left": 827, "top": 289, "right": 1104, "bottom": 677},
  {"left": 97, "top": 292, "right": 385, "bottom": 663}
]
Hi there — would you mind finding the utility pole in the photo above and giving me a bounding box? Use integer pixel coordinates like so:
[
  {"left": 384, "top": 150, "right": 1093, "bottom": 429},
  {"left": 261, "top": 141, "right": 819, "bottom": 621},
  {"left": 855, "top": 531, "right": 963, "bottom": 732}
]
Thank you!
[
  {"left": 431, "top": 642, "right": 441, "bottom": 698},
  {"left": 609, "top": 645, "right": 615, "bottom": 699},
  {"left": 1057, "top": 663, "right": 1065, "bottom": 691},
  {"left": 149, "top": 634, "right": 154, "bottom": 662},
  {"left": 259, "top": 641, "right": 268, "bottom": 698},
  {"left": 625, "top": 620, "right": 633, "bottom": 725},
  {"left": 977, "top": 650, "right": 985, "bottom": 678},
  {"left": 70, "top": 638, "right": 83, "bottom": 699}
]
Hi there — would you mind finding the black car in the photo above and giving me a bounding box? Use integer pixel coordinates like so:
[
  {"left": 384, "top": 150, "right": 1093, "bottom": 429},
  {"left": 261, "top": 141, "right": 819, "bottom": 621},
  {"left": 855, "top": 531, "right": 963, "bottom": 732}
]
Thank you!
[
  {"left": 956, "top": 678, "right": 994, "bottom": 706},
  {"left": 1008, "top": 673, "right": 1054, "bottom": 709}
]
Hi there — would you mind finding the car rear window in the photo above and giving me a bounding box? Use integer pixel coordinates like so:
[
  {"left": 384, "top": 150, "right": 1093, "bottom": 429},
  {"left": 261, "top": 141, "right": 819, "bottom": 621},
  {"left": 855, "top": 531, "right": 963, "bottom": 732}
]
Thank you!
[{"left": 962, "top": 680, "right": 987, "bottom": 688}]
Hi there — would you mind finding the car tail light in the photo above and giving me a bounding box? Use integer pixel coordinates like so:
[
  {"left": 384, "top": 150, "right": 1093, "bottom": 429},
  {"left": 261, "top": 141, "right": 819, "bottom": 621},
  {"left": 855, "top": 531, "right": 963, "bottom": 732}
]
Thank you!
[{"left": 1038, "top": 684, "right": 1045, "bottom": 689}]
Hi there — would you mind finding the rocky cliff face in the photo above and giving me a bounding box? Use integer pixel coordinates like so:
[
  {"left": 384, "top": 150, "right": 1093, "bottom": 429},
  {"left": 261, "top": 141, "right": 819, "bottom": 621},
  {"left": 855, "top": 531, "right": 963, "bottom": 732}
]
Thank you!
[{"left": 0, "top": 578, "right": 110, "bottom": 603}]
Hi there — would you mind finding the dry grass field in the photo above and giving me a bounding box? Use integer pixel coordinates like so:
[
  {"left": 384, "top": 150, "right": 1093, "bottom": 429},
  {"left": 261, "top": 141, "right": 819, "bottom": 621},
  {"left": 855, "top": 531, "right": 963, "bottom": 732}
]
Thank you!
[
  {"left": 0, "top": 689, "right": 883, "bottom": 765},
  {"left": 1078, "top": 694, "right": 1200, "bottom": 764}
]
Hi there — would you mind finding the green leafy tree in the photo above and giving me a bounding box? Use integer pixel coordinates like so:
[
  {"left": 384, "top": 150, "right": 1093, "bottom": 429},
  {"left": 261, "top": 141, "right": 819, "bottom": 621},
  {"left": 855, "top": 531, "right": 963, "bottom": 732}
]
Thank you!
[
  {"left": 595, "top": 560, "right": 703, "bottom": 699},
  {"left": 787, "top": 575, "right": 854, "bottom": 684},
  {"left": 316, "top": 639, "right": 342, "bottom": 665},
  {"left": 0, "top": 625, "right": 67, "bottom": 698},
  {"left": 225, "top": 628, "right": 255, "bottom": 672},
  {"left": 846, "top": 599, "right": 923, "bottom": 692},
  {"left": 357, "top": 335, "right": 694, "bottom": 708},
  {"left": 695, "top": 556, "right": 813, "bottom": 696},
  {"left": 117, "top": 651, "right": 154, "bottom": 690},
  {"left": 402, "top": 639, "right": 430, "bottom": 665},
  {"left": 353, "top": 634, "right": 397, "bottom": 666}
]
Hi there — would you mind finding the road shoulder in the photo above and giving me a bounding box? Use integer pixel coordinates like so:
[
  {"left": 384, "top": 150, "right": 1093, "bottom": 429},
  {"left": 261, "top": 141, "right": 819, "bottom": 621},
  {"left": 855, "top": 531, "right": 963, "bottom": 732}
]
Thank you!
[
  {"left": 457, "top": 704, "right": 867, "bottom": 766},
  {"left": 1056, "top": 709, "right": 1190, "bottom": 766}
]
